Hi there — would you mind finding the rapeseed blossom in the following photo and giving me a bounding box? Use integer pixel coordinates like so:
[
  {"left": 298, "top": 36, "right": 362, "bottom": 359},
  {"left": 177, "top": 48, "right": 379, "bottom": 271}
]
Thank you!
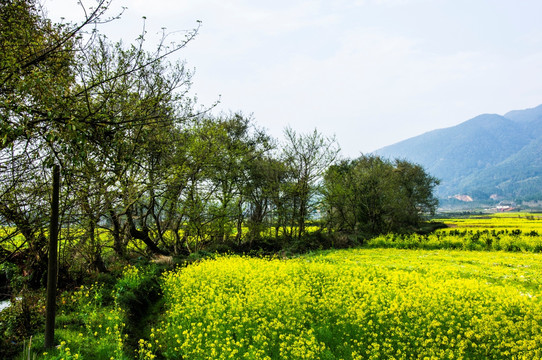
[{"left": 155, "top": 250, "right": 542, "bottom": 359}]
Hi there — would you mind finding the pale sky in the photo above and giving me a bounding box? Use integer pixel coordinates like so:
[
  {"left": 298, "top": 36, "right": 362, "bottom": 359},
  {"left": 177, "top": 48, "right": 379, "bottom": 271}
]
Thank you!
[{"left": 44, "top": 0, "right": 542, "bottom": 157}]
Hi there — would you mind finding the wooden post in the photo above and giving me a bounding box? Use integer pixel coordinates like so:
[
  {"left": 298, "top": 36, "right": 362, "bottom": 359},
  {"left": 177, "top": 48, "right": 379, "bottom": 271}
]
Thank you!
[{"left": 45, "top": 164, "right": 60, "bottom": 349}]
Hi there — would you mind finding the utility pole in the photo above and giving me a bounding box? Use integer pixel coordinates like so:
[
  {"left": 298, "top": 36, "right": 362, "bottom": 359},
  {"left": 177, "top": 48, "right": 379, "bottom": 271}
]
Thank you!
[{"left": 45, "top": 164, "right": 60, "bottom": 349}]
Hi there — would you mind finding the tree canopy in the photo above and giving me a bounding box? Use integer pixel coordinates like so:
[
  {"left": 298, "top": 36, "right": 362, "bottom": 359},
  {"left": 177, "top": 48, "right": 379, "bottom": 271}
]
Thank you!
[{"left": 323, "top": 155, "right": 439, "bottom": 236}]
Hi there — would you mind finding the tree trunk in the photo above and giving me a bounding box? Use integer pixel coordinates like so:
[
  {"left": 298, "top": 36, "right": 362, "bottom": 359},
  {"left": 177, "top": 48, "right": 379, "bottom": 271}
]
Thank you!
[
  {"left": 235, "top": 199, "right": 243, "bottom": 245},
  {"left": 110, "top": 209, "right": 125, "bottom": 258},
  {"left": 126, "top": 207, "right": 168, "bottom": 256}
]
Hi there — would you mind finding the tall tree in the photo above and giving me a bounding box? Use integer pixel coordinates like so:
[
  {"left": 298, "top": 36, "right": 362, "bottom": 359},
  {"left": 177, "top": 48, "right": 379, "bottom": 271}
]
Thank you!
[
  {"left": 0, "top": 0, "right": 75, "bottom": 283},
  {"left": 244, "top": 156, "right": 286, "bottom": 244},
  {"left": 281, "top": 128, "right": 340, "bottom": 238}
]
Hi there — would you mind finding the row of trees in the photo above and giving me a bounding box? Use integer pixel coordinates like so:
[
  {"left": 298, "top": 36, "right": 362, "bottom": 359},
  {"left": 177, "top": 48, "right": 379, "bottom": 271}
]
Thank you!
[{"left": 0, "top": 0, "right": 439, "bottom": 283}]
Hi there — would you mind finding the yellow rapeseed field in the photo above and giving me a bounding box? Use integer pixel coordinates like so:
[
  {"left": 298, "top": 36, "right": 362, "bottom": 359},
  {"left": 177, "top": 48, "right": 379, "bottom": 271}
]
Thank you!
[
  {"left": 435, "top": 213, "right": 542, "bottom": 231},
  {"left": 153, "top": 249, "right": 542, "bottom": 360}
]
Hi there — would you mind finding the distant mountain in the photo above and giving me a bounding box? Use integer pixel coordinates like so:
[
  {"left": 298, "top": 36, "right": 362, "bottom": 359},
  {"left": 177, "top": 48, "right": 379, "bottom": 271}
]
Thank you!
[
  {"left": 375, "top": 104, "right": 542, "bottom": 203},
  {"left": 504, "top": 105, "right": 542, "bottom": 124}
]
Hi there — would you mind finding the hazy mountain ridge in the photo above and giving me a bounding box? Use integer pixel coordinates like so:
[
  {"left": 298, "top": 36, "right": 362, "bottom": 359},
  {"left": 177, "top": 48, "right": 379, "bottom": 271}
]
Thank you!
[{"left": 375, "top": 104, "right": 542, "bottom": 202}]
